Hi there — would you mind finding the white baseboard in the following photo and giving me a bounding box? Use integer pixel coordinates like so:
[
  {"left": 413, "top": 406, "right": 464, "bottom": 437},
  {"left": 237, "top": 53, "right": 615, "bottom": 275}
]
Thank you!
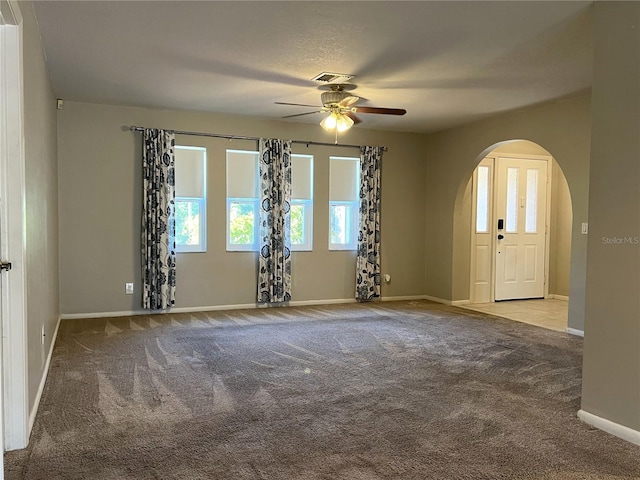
[
  {"left": 60, "top": 303, "right": 259, "bottom": 319},
  {"left": 577, "top": 409, "right": 640, "bottom": 446},
  {"left": 549, "top": 294, "right": 569, "bottom": 301},
  {"left": 290, "top": 298, "right": 356, "bottom": 307},
  {"left": 380, "top": 295, "right": 427, "bottom": 302},
  {"left": 61, "top": 304, "right": 250, "bottom": 319},
  {"left": 29, "top": 315, "right": 61, "bottom": 433},
  {"left": 566, "top": 327, "right": 584, "bottom": 337},
  {"left": 423, "top": 295, "right": 452, "bottom": 305},
  {"left": 423, "top": 295, "right": 470, "bottom": 306},
  {"left": 451, "top": 299, "right": 471, "bottom": 306},
  {"left": 61, "top": 310, "right": 148, "bottom": 320},
  {"left": 60, "top": 298, "right": 361, "bottom": 320}
]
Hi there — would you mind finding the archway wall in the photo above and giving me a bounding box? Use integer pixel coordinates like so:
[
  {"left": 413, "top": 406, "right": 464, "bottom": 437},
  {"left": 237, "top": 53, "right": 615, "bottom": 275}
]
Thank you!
[
  {"left": 424, "top": 93, "right": 590, "bottom": 331},
  {"left": 455, "top": 142, "right": 573, "bottom": 301}
]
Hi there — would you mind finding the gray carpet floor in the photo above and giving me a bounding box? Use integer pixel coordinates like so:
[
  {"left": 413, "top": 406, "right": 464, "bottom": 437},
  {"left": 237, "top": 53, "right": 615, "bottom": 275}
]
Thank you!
[{"left": 5, "top": 301, "right": 640, "bottom": 479}]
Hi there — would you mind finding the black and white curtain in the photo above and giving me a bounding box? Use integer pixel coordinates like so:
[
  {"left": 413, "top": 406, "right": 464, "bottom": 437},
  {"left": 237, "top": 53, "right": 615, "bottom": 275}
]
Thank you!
[
  {"left": 257, "top": 138, "right": 292, "bottom": 303},
  {"left": 356, "top": 146, "right": 383, "bottom": 301},
  {"left": 142, "top": 128, "right": 177, "bottom": 310}
]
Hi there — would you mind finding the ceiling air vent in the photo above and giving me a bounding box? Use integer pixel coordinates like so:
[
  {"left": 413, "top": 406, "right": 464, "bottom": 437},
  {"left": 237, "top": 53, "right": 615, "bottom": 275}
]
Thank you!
[{"left": 311, "top": 72, "right": 355, "bottom": 84}]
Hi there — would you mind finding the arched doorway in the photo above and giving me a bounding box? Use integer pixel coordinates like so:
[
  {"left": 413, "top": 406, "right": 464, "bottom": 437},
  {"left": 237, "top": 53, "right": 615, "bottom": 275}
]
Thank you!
[{"left": 455, "top": 140, "right": 573, "bottom": 331}]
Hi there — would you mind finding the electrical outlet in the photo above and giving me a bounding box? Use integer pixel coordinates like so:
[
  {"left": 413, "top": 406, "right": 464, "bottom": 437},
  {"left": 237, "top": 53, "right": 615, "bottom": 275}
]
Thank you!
[{"left": 125, "top": 283, "right": 134, "bottom": 295}]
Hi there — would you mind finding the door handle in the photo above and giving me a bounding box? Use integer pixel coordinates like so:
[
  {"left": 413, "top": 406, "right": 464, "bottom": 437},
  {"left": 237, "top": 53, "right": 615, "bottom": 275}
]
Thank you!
[
  {"left": 0, "top": 261, "right": 12, "bottom": 272},
  {"left": 497, "top": 234, "right": 504, "bottom": 240}
]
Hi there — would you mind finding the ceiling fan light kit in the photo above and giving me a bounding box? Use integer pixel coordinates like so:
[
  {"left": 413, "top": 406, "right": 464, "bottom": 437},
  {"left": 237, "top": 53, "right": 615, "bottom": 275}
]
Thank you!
[{"left": 320, "top": 111, "right": 354, "bottom": 132}]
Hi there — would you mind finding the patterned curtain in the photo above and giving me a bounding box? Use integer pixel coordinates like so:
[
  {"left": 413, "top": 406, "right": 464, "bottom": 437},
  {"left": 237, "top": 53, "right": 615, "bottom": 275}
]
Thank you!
[
  {"left": 356, "top": 146, "right": 383, "bottom": 301},
  {"left": 142, "top": 129, "right": 177, "bottom": 310},
  {"left": 257, "top": 138, "right": 292, "bottom": 303}
]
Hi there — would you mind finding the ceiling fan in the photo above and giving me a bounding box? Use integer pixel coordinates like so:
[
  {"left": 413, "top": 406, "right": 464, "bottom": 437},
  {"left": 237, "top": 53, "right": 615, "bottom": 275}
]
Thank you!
[{"left": 276, "top": 84, "right": 406, "bottom": 134}]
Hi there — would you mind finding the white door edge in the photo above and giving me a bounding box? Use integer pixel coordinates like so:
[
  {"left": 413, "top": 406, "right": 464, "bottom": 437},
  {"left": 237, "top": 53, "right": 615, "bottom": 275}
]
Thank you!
[{"left": 0, "top": 0, "right": 29, "bottom": 455}]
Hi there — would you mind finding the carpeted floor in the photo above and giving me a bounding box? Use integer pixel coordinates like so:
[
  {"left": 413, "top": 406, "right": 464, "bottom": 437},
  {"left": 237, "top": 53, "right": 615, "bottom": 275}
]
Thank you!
[{"left": 5, "top": 301, "right": 640, "bottom": 479}]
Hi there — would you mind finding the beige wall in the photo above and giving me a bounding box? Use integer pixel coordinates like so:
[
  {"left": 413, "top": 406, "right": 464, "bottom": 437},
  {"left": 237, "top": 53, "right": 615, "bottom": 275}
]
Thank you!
[
  {"left": 425, "top": 94, "right": 590, "bottom": 331},
  {"left": 491, "top": 142, "right": 550, "bottom": 157},
  {"left": 549, "top": 161, "right": 572, "bottom": 297},
  {"left": 581, "top": 1, "right": 640, "bottom": 432},
  {"left": 57, "top": 102, "right": 427, "bottom": 315},
  {"left": 22, "top": 1, "right": 60, "bottom": 410},
  {"left": 457, "top": 141, "right": 573, "bottom": 300}
]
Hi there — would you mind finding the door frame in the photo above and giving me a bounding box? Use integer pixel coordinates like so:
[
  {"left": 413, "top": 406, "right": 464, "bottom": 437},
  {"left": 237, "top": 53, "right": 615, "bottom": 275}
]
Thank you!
[
  {"left": 469, "top": 152, "right": 553, "bottom": 303},
  {"left": 0, "top": 0, "right": 29, "bottom": 454}
]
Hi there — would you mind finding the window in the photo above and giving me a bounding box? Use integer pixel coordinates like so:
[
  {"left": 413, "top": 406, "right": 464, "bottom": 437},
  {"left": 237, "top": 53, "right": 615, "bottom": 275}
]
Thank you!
[
  {"left": 226, "top": 150, "right": 314, "bottom": 252},
  {"left": 291, "top": 154, "right": 313, "bottom": 251},
  {"left": 329, "top": 156, "right": 360, "bottom": 250},
  {"left": 226, "top": 150, "right": 259, "bottom": 251},
  {"left": 175, "top": 146, "right": 206, "bottom": 252}
]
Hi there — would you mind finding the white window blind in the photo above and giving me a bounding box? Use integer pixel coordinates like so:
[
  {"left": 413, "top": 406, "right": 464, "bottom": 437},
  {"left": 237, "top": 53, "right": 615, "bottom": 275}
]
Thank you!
[
  {"left": 226, "top": 150, "right": 260, "bottom": 251},
  {"left": 175, "top": 146, "right": 207, "bottom": 252},
  {"left": 291, "top": 154, "right": 314, "bottom": 251},
  {"left": 329, "top": 156, "right": 359, "bottom": 250}
]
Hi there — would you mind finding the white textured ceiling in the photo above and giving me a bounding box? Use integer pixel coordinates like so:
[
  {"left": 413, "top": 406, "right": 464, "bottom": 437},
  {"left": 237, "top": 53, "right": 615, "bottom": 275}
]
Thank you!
[{"left": 33, "top": 1, "right": 593, "bottom": 133}]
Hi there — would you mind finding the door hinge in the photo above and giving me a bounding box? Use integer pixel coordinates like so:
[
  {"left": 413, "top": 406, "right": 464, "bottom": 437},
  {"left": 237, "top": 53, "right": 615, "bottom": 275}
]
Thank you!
[{"left": 0, "top": 261, "right": 12, "bottom": 272}]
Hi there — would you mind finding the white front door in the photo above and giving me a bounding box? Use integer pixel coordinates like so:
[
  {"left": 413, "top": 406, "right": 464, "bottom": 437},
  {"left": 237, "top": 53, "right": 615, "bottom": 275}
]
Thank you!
[{"left": 494, "top": 157, "right": 548, "bottom": 300}]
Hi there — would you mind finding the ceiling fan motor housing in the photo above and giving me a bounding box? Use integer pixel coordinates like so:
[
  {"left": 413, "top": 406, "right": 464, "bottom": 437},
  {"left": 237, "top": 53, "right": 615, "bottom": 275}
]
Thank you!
[{"left": 321, "top": 90, "right": 350, "bottom": 106}]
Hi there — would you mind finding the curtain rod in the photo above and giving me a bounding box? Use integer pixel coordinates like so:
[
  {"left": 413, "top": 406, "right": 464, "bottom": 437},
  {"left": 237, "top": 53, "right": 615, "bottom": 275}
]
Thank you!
[{"left": 128, "top": 126, "right": 387, "bottom": 151}]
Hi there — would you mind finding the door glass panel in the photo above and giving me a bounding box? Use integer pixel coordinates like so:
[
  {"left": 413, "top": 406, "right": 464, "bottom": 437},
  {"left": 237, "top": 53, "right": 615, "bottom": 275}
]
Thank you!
[
  {"left": 525, "top": 169, "right": 538, "bottom": 233},
  {"left": 506, "top": 167, "right": 518, "bottom": 232},
  {"left": 476, "top": 166, "right": 489, "bottom": 233}
]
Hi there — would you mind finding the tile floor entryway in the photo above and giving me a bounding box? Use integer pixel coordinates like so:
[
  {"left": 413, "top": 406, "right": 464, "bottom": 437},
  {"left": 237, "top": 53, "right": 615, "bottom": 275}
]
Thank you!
[{"left": 461, "top": 298, "right": 568, "bottom": 332}]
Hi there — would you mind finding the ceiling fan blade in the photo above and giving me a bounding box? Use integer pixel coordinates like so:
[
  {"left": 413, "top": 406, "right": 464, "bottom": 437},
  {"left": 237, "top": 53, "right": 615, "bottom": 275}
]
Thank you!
[
  {"left": 344, "top": 112, "right": 362, "bottom": 125},
  {"left": 282, "top": 110, "right": 324, "bottom": 119},
  {"left": 275, "top": 101, "right": 322, "bottom": 108},
  {"left": 339, "top": 95, "right": 360, "bottom": 108},
  {"left": 352, "top": 106, "right": 407, "bottom": 116}
]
